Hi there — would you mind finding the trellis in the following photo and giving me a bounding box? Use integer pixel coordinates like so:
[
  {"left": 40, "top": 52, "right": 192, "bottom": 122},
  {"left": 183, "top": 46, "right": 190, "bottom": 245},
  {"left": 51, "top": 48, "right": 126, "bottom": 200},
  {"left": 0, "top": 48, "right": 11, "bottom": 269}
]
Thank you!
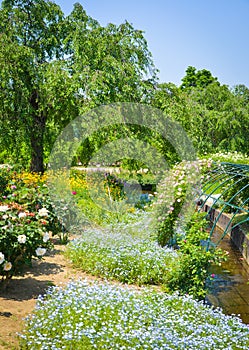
[{"left": 197, "top": 162, "right": 249, "bottom": 249}]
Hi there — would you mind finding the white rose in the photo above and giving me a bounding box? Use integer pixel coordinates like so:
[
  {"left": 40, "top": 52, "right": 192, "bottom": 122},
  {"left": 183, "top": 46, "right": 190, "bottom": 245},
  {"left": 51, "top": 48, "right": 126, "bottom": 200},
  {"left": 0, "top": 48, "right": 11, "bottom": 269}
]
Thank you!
[
  {"left": 18, "top": 234, "right": 27, "bottom": 244},
  {"left": 3, "top": 261, "right": 12, "bottom": 271},
  {"left": 38, "top": 208, "right": 49, "bottom": 217},
  {"left": 0, "top": 205, "right": 9, "bottom": 212},
  {"left": 0, "top": 252, "right": 4, "bottom": 264},
  {"left": 18, "top": 212, "right": 27, "bottom": 219},
  {"left": 42, "top": 232, "right": 50, "bottom": 243},
  {"left": 35, "top": 247, "right": 46, "bottom": 256}
]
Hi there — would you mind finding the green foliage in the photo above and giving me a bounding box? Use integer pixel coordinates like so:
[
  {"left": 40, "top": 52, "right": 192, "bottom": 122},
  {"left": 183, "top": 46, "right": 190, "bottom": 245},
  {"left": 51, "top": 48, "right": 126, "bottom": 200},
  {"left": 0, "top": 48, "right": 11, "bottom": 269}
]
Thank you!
[
  {"left": 188, "top": 83, "right": 249, "bottom": 154},
  {"left": 180, "top": 66, "right": 220, "bottom": 90},
  {"left": 151, "top": 159, "right": 227, "bottom": 298},
  {"left": 75, "top": 121, "right": 177, "bottom": 173},
  {"left": 152, "top": 68, "right": 249, "bottom": 156},
  {"left": 165, "top": 212, "right": 225, "bottom": 299},
  {"left": 0, "top": 202, "right": 53, "bottom": 281},
  {"left": 0, "top": 166, "right": 12, "bottom": 195},
  {"left": 219, "top": 177, "right": 249, "bottom": 213},
  {"left": 0, "top": 0, "right": 67, "bottom": 172},
  {"left": 0, "top": 0, "right": 157, "bottom": 172},
  {"left": 69, "top": 169, "right": 154, "bottom": 226},
  {"left": 103, "top": 172, "right": 125, "bottom": 201},
  {"left": 117, "top": 169, "right": 158, "bottom": 188}
]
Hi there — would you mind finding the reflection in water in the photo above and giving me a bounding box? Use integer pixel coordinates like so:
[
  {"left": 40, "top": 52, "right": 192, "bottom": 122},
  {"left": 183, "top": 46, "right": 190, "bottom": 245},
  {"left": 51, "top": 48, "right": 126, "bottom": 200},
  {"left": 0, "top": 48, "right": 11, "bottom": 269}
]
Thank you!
[{"left": 206, "top": 231, "right": 249, "bottom": 324}]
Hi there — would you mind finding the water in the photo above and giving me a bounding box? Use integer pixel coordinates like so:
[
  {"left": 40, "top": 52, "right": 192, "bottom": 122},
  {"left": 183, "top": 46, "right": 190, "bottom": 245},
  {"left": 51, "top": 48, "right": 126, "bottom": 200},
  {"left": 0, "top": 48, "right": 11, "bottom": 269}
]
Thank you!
[{"left": 206, "top": 231, "right": 249, "bottom": 324}]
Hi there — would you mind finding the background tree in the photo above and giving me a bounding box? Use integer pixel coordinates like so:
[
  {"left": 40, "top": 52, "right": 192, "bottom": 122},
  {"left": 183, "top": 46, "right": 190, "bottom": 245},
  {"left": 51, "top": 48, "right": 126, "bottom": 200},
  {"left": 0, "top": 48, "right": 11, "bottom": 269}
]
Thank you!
[
  {"left": 0, "top": 0, "right": 157, "bottom": 172},
  {"left": 0, "top": 0, "right": 68, "bottom": 172},
  {"left": 180, "top": 65, "right": 219, "bottom": 91},
  {"left": 152, "top": 67, "right": 249, "bottom": 156}
]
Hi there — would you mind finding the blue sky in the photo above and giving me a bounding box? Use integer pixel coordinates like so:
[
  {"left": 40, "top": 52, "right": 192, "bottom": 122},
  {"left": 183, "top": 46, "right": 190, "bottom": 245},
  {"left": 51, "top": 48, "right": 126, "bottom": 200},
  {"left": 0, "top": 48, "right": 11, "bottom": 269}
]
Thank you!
[
  {"left": 56, "top": 0, "right": 249, "bottom": 88},
  {"left": 3, "top": 0, "right": 249, "bottom": 87}
]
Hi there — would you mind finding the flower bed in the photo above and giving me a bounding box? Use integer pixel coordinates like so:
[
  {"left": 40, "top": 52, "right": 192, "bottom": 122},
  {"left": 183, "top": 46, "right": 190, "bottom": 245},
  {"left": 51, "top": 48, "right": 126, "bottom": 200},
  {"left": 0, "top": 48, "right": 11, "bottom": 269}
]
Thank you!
[
  {"left": 65, "top": 225, "right": 178, "bottom": 286},
  {"left": 19, "top": 280, "right": 249, "bottom": 350}
]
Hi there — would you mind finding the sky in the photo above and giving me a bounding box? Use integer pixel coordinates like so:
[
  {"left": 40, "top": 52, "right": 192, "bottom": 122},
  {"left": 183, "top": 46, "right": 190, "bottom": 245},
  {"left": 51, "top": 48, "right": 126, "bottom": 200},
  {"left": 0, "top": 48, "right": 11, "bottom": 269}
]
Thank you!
[{"left": 3, "top": 0, "right": 249, "bottom": 87}]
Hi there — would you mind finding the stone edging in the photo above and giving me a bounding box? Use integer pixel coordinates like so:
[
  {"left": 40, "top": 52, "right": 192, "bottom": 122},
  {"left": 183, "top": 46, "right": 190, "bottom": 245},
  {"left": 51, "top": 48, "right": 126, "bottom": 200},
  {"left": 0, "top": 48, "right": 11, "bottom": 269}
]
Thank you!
[{"left": 202, "top": 205, "right": 249, "bottom": 264}]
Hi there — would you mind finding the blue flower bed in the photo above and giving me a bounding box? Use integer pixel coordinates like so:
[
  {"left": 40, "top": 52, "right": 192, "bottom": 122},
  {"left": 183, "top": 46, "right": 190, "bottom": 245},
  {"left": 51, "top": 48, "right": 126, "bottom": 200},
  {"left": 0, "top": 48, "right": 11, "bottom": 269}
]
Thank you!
[
  {"left": 19, "top": 280, "right": 249, "bottom": 349},
  {"left": 65, "top": 226, "right": 179, "bottom": 285}
]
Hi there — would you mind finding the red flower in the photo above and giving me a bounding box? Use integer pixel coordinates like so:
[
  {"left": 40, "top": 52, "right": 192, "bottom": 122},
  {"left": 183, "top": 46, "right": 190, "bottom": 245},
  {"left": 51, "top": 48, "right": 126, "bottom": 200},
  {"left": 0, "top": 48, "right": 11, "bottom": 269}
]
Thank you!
[{"left": 72, "top": 191, "right": 77, "bottom": 195}]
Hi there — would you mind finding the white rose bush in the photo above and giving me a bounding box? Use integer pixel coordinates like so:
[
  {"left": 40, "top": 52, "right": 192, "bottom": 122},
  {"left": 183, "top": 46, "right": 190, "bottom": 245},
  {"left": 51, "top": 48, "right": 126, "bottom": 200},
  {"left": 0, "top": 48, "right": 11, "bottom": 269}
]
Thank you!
[
  {"left": 0, "top": 202, "right": 53, "bottom": 283},
  {"left": 0, "top": 170, "right": 56, "bottom": 284}
]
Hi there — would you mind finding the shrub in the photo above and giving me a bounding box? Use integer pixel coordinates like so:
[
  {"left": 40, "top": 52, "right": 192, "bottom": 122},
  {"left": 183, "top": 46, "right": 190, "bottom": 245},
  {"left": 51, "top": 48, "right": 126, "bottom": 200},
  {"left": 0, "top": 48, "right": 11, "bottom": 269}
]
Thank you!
[
  {"left": 0, "top": 169, "right": 61, "bottom": 283},
  {"left": 0, "top": 202, "right": 53, "bottom": 282},
  {"left": 165, "top": 212, "right": 226, "bottom": 299}
]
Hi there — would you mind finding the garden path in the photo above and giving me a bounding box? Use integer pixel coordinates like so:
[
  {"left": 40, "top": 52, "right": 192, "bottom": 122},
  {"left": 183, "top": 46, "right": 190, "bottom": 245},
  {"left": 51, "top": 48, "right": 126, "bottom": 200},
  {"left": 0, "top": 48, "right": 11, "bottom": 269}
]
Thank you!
[{"left": 0, "top": 239, "right": 99, "bottom": 350}]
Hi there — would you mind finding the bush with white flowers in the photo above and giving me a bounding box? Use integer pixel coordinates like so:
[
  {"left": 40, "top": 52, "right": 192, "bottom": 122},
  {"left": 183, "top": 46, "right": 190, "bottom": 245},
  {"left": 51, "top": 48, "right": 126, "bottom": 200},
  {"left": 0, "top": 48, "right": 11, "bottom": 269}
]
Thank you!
[
  {"left": 0, "top": 202, "right": 53, "bottom": 282},
  {"left": 0, "top": 169, "right": 57, "bottom": 283}
]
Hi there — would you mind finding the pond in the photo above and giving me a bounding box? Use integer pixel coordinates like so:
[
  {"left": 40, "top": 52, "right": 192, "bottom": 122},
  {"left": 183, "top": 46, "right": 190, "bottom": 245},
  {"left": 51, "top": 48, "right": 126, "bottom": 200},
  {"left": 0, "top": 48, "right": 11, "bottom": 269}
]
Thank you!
[{"left": 206, "top": 230, "right": 249, "bottom": 324}]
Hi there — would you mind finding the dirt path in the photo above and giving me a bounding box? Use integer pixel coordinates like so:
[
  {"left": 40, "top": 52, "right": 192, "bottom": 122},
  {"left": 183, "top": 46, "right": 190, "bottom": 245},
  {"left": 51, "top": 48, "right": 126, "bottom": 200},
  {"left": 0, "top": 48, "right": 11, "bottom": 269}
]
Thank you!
[{"left": 0, "top": 241, "right": 96, "bottom": 350}]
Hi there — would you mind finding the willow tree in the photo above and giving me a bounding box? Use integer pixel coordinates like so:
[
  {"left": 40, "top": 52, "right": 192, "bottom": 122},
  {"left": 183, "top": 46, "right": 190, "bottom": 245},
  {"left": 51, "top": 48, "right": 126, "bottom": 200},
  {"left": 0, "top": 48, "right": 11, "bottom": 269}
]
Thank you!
[{"left": 0, "top": 0, "right": 157, "bottom": 172}]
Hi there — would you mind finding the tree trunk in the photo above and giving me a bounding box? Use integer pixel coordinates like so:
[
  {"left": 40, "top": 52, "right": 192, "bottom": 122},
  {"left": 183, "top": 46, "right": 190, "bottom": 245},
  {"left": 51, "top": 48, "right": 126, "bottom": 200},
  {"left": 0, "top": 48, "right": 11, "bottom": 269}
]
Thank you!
[
  {"left": 30, "top": 118, "right": 45, "bottom": 173},
  {"left": 29, "top": 91, "right": 46, "bottom": 173}
]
